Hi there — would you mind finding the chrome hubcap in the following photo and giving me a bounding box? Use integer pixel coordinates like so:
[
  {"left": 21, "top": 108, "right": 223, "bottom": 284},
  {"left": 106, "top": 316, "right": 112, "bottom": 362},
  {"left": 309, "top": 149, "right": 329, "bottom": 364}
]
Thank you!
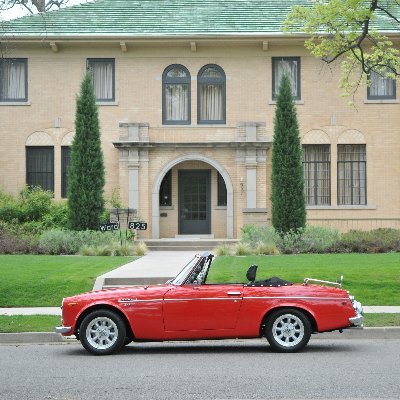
[
  {"left": 272, "top": 314, "right": 304, "bottom": 348},
  {"left": 86, "top": 317, "right": 118, "bottom": 350}
]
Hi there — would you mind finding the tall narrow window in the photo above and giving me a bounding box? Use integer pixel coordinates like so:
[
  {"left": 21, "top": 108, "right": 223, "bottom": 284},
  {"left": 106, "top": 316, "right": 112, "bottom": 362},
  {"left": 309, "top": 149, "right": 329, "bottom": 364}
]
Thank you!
[
  {"left": 162, "top": 65, "right": 191, "bottom": 124},
  {"left": 272, "top": 57, "right": 301, "bottom": 100},
  {"left": 159, "top": 170, "right": 172, "bottom": 206},
  {"left": 217, "top": 172, "right": 227, "bottom": 206},
  {"left": 198, "top": 64, "right": 226, "bottom": 124},
  {"left": 26, "top": 147, "right": 54, "bottom": 192},
  {"left": 337, "top": 145, "right": 367, "bottom": 205},
  {"left": 87, "top": 58, "right": 115, "bottom": 101},
  {"left": 61, "top": 146, "right": 72, "bottom": 198},
  {"left": 303, "top": 145, "right": 331, "bottom": 205},
  {"left": 368, "top": 69, "right": 396, "bottom": 99},
  {"left": 0, "top": 58, "right": 28, "bottom": 102}
]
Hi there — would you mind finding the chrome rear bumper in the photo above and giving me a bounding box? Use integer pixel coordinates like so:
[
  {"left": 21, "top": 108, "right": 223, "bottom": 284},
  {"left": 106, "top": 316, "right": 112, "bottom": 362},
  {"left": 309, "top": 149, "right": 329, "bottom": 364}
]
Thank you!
[
  {"left": 349, "top": 315, "right": 364, "bottom": 327},
  {"left": 54, "top": 326, "right": 72, "bottom": 334}
]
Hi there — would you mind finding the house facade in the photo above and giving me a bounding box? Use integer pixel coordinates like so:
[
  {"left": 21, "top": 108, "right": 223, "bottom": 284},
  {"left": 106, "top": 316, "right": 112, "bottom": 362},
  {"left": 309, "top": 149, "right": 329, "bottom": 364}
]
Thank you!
[{"left": 1, "top": 0, "right": 399, "bottom": 239}]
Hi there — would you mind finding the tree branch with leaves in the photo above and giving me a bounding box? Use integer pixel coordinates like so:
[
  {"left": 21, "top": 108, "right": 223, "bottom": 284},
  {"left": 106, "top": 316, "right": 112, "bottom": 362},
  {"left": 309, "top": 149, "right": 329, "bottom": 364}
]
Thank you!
[
  {"left": 285, "top": 0, "right": 400, "bottom": 97},
  {"left": 0, "top": 0, "right": 71, "bottom": 14}
]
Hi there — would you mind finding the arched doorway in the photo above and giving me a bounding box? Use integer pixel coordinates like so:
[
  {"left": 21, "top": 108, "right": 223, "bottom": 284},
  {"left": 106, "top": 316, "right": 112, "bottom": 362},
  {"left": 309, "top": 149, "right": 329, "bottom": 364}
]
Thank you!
[{"left": 152, "top": 154, "right": 234, "bottom": 239}]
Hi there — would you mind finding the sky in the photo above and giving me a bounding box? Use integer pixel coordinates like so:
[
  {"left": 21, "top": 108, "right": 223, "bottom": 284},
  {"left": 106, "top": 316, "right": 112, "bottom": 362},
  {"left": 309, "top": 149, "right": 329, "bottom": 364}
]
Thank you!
[{"left": 1, "top": 0, "right": 90, "bottom": 20}]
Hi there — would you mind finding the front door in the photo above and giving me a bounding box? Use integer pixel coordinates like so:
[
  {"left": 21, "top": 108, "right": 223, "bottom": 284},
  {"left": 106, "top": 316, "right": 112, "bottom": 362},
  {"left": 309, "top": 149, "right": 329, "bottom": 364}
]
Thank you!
[{"left": 179, "top": 170, "right": 211, "bottom": 234}]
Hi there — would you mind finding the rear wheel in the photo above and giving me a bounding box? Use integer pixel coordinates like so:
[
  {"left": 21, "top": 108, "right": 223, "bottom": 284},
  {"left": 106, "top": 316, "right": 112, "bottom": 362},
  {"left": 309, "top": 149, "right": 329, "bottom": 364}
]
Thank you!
[
  {"left": 80, "top": 310, "right": 126, "bottom": 355},
  {"left": 265, "top": 309, "right": 311, "bottom": 352}
]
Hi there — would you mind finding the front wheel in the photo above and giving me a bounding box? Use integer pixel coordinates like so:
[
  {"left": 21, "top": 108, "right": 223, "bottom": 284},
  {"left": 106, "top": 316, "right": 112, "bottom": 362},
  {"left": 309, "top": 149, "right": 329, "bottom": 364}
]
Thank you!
[
  {"left": 80, "top": 310, "right": 126, "bottom": 355},
  {"left": 265, "top": 309, "right": 311, "bottom": 352}
]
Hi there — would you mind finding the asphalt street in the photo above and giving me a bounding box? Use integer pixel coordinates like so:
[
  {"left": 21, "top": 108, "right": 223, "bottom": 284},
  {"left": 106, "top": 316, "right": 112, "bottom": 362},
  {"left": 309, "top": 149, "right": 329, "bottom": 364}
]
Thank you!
[{"left": 0, "top": 338, "right": 399, "bottom": 400}]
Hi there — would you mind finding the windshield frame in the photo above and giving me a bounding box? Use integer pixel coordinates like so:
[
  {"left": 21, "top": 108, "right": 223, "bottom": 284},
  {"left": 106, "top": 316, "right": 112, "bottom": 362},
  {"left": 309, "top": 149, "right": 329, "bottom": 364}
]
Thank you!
[{"left": 170, "top": 255, "right": 203, "bottom": 286}]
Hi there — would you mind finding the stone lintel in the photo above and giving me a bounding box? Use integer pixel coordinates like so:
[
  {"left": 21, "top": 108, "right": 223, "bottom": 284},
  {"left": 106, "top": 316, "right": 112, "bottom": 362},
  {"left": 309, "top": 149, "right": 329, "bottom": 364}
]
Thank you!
[{"left": 113, "top": 141, "right": 271, "bottom": 149}]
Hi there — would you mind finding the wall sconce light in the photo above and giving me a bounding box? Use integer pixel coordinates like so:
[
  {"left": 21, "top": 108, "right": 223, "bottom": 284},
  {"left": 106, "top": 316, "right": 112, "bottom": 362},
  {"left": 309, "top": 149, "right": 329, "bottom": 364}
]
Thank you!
[
  {"left": 240, "top": 177, "right": 244, "bottom": 195},
  {"left": 54, "top": 117, "right": 61, "bottom": 128},
  {"left": 330, "top": 115, "right": 337, "bottom": 126}
]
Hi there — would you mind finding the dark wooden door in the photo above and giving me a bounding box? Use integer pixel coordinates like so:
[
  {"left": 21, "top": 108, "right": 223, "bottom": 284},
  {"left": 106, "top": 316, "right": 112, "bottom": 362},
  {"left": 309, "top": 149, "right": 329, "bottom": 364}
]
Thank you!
[{"left": 179, "top": 170, "right": 211, "bottom": 234}]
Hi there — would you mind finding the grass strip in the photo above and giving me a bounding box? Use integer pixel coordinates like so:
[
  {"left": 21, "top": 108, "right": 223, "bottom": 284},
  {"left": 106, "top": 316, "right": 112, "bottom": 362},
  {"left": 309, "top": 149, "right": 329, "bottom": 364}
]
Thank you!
[
  {"left": 0, "top": 255, "right": 136, "bottom": 307},
  {"left": 209, "top": 253, "right": 400, "bottom": 306},
  {"left": 364, "top": 314, "right": 400, "bottom": 327},
  {"left": 0, "top": 315, "right": 60, "bottom": 333}
]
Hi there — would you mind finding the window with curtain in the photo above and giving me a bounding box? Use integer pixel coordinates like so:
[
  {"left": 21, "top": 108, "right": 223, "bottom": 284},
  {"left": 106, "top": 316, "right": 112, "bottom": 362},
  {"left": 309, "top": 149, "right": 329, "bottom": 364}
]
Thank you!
[
  {"left": 87, "top": 59, "right": 115, "bottom": 101},
  {"left": 337, "top": 145, "right": 367, "bottom": 205},
  {"left": 368, "top": 69, "right": 396, "bottom": 99},
  {"left": 26, "top": 147, "right": 54, "bottom": 192},
  {"left": 162, "top": 65, "right": 190, "bottom": 124},
  {"left": 61, "top": 146, "right": 71, "bottom": 198},
  {"left": 217, "top": 172, "right": 227, "bottom": 206},
  {"left": 198, "top": 64, "right": 226, "bottom": 124},
  {"left": 303, "top": 145, "right": 331, "bottom": 205},
  {"left": 272, "top": 57, "right": 301, "bottom": 100},
  {"left": 159, "top": 170, "right": 172, "bottom": 206},
  {"left": 0, "top": 58, "right": 27, "bottom": 101}
]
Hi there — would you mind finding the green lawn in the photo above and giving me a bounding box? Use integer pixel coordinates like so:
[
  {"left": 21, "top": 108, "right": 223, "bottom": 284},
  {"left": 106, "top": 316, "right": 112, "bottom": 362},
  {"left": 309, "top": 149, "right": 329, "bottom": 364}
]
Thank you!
[
  {"left": 0, "top": 255, "right": 136, "bottom": 307},
  {"left": 0, "top": 313, "right": 398, "bottom": 333},
  {"left": 209, "top": 253, "right": 400, "bottom": 306}
]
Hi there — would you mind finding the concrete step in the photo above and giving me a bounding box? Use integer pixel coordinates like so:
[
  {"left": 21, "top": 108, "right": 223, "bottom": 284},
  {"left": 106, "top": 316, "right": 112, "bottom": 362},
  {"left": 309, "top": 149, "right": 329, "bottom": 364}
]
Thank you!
[{"left": 144, "top": 239, "right": 238, "bottom": 252}]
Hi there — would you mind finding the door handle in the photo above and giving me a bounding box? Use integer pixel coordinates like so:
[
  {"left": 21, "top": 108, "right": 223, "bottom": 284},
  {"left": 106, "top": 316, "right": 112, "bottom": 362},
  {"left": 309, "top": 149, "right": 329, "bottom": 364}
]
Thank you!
[{"left": 227, "top": 291, "right": 241, "bottom": 296}]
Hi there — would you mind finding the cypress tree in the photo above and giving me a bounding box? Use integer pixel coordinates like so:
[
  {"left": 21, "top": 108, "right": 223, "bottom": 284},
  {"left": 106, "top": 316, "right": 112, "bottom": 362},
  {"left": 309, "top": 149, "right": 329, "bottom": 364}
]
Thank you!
[
  {"left": 270, "top": 74, "right": 306, "bottom": 235},
  {"left": 68, "top": 73, "right": 105, "bottom": 230}
]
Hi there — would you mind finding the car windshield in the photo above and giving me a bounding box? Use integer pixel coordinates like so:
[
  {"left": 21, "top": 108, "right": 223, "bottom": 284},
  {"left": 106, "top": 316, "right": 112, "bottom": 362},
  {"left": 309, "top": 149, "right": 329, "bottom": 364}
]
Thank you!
[{"left": 171, "top": 255, "right": 202, "bottom": 285}]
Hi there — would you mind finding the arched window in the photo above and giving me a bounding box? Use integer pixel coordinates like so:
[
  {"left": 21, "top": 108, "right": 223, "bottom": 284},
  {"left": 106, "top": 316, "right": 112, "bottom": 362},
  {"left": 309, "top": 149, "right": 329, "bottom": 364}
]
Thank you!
[
  {"left": 162, "top": 65, "right": 191, "bottom": 124},
  {"left": 198, "top": 64, "right": 226, "bottom": 124}
]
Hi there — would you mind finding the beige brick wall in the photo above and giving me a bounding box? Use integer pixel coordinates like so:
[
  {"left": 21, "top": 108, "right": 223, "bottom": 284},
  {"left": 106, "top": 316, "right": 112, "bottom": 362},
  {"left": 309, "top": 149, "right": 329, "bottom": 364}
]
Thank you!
[{"left": 1, "top": 40, "right": 399, "bottom": 237}]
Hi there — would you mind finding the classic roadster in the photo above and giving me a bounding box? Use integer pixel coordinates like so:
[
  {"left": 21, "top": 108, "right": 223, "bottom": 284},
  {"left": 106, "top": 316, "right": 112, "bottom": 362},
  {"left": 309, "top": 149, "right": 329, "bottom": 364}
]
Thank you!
[{"left": 55, "top": 252, "right": 363, "bottom": 355}]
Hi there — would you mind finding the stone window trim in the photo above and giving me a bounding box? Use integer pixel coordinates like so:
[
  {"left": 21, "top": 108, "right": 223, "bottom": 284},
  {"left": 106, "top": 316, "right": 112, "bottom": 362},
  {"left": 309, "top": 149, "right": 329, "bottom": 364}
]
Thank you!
[
  {"left": 0, "top": 58, "right": 28, "bottom": 102},
  {"left": 86, "top": 58, "right": 115, "bottom": 102},
  {"left": 162, "top": 64, "right": 191, "bottom": 125},
  {"left": 272, "top": 56, "right": 301, "bottom": 100},
  {"left": 307, "top": 205, "right": 377, "bottom": 210},
  {"left": 197, "top": 64, "right": 226, "bottom": 125}
]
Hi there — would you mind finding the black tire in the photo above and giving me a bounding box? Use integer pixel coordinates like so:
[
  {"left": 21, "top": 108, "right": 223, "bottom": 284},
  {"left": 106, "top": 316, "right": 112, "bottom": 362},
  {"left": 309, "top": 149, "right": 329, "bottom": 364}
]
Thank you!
[
  {"left": 80, "top": 310, "right": 126, "bottom": 355},
  {"left": 265, "top": 309, "right": 311, "bottom": 353}
]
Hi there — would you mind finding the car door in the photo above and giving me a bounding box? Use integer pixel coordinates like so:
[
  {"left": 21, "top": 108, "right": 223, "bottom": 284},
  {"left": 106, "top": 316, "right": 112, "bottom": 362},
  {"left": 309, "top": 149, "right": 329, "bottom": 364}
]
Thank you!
[{"left": 163, "top": 284, "right": 243, "bottom": 331}]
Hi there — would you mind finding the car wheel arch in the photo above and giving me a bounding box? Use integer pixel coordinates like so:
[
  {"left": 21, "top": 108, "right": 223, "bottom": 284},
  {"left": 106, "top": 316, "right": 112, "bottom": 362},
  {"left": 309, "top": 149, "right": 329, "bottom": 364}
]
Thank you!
[
  {"left": 259, "top": 306, "right": 318, "bottom": 336},
  {"left": 75, "top": 304, "right": 135, "bottom": 341}
]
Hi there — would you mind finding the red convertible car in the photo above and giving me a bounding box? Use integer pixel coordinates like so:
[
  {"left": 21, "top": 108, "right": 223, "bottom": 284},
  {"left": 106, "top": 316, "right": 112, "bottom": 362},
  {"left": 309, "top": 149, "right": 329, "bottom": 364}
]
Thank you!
[{"left": 56, "top": 252, "right": 363, "bottom": 355}]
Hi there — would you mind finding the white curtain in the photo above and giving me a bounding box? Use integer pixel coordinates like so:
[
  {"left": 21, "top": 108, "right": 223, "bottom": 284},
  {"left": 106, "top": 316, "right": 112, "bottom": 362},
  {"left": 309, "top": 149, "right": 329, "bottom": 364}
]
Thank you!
[
  {"left": 274, "top": 59, "right": 298, "bottom": 97},
  {"left": 92, "top": 62, "right": 113, "bottom": 100},
  {"left": 303, "top": 145, "right": 330, "bottom": 205},
  {"left": 165, "top": 84, "right": 188, "bottom": 121},
  {"left": 338, "top": 145, "right": 366, "bottom": 205},
  {"left": 2, "top": 61, "right": 25, "bottom": 100},
  {"left": 369, "top": 70, "right": 395, "bottom": 97},
  {"left": 200, "top": 84, "right": 222, "bottom": 121}
]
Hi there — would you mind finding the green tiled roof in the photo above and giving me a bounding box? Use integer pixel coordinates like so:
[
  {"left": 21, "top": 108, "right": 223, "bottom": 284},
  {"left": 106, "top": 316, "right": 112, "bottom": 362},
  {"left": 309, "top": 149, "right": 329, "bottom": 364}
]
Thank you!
[{"left": 2, "top": 0, "right": 399, "bottom": 38}]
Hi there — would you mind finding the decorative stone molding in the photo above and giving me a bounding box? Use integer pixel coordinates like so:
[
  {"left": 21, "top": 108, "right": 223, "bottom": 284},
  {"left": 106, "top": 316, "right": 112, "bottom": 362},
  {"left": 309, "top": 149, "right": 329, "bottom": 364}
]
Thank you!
[
  {"left": 26, "top": 131, "right": 54, "bottom": 146},
  {"left": 119, "top": 122, "right": 150, "bottom": 142},
  {"left": 61, "top": 131, "right": 74, "bottom": 146},
  {"left": 338, "top": 129, "right": 366, "bottom": 144},
  {"left": 302, "top": 129, "right": 330, "bottom": 144}
]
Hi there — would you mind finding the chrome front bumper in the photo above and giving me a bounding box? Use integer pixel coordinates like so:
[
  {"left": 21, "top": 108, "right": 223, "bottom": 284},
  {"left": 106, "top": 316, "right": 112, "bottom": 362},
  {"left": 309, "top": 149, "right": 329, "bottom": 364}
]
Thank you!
[
  {"left": 349, "top": 315, "right": 364, "bottom": 327},
  {"left": 54, "top": 326, "right": 72, "bottom": 334}
]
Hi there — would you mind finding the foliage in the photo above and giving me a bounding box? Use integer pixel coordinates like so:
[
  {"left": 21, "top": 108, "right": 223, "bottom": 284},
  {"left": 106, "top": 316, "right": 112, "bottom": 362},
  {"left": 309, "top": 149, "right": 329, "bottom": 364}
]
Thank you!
[
  {"left": 234, "top": 242, "right": 254, "bottom": 256},
  {"left": 0, "top": 255, "right": 135, "bottom": 307},
  {"left": 271, "top": 74, "right": 306, "bottom": 235},
  {"left": 38, "top": 229, "right": 122, "bottom": 255},
  {"left": 133, "top": 241, "right": 148, "bottom": 256},
  {"left": 285, "top": 0, "right": 400, "bottom": 98},
  {"left": 213, "top": 243, "right": 233, "bottom": 256},
  {"left": 0, "top": 222, "right": 40, "bottom": 254},
  {"left": 337, "top": 228, "right": 400, "bottom": 253},
  {"left": 0, "top": 0, "right": 72, "bottom": 14},
  {"left": 241, "top": 224, "right": 280, "bottom": 247},
  {"left": 68, "top": 73, "right": 105, "bottom": 230},
  {"left": 208, "top": 253, "right": 400, "bottom": 305}
]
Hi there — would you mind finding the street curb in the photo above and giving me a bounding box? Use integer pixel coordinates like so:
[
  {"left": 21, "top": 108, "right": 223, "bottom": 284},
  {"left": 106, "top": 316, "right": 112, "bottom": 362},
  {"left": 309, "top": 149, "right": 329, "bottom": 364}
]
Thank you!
[{"left": 1, "top": 328, "right": 400, "bottom": 344}]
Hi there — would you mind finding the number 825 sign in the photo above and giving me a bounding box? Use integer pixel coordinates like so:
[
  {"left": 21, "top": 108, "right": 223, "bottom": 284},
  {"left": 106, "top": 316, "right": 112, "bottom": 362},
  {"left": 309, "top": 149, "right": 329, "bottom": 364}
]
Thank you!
[{"left": 128, "top": 221, "right": 148, "bottom": 230}]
